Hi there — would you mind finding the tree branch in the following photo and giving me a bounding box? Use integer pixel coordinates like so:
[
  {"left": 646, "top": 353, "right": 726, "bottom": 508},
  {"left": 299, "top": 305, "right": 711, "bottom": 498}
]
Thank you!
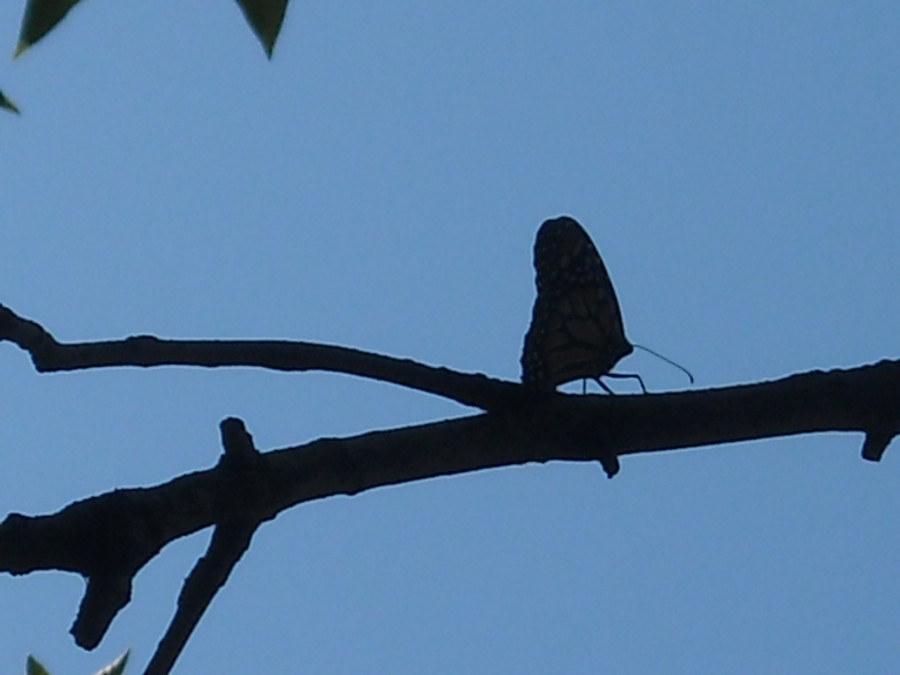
[
  {"left": 1, "top": 359, "right": 897, "bottom": 664},
  {"left": 144, "top": 419, "right": 263, "bottom": 675},
  {"left": 3, "top": 302, "right": 898, "bottom": 673},
  {"left": 0, "top": 303, "right": 522, "bottom": 411}
]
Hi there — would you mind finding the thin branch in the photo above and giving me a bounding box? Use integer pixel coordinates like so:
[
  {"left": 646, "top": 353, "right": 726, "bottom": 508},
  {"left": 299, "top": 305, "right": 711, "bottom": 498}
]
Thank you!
[
  {"left": 144, "top": 419, "right": 263, "bottom": 675},
  {"left": 147, "top": 522, "right": 256, "bottom": 675},
  {"left": 0, "top": 303, "right": 524, "bottom": 411}
]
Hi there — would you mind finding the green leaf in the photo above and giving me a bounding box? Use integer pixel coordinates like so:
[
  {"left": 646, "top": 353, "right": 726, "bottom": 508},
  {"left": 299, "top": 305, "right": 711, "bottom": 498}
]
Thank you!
[
  {"left": 25, "top": 655, "right": 51, "bottom": 675},
  {"left": 15, "top": 0, "right": 84, "bottom": 58},
  {"left": 94, "top": 649, "right": 130, "bottom": 675},
  {"left": 1, "top": 90, "right": 21, "bottom": 115},
  {"left": 234, "top": 0, "right": 289, "bottom": 58}
]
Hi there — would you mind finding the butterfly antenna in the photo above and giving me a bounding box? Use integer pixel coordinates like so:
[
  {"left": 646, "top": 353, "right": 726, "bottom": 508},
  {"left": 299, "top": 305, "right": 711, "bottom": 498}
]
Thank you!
[{"left": 632, "top": 344, "right": 694, "bottom": 384}]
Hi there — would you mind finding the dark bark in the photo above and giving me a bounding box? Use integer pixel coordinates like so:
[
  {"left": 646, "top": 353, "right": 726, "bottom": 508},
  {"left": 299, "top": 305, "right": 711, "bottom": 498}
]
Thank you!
[{"left": 2, "top": 303, "right": 898, "bottom": 673}]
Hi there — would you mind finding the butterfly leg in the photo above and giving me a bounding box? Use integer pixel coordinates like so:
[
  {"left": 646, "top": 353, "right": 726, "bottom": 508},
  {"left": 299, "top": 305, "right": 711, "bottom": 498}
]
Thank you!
[
  {"left": 592, "top": 377, "right": 616, "bottom": 395},
  {"left": 603, "top": 372, "right": 647, "bottom": 394}
]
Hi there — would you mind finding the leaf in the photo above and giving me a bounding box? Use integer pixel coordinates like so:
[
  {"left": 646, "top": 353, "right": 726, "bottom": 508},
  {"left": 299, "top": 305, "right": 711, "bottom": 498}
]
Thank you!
[
  {"left": 25, "top": 655, "right": 51, "bottom": 675},
  {"left": 15, "top": 0, "right": 84, "bottom": 58},
  {"left": 1, "top": 91, "right": 21, "bottom": 115},
  {"left": 94, "top": 650, "right": 130, "bottom": 675},
  {"left": 234, "top": 0, "right": 289, "bottom": 58}
]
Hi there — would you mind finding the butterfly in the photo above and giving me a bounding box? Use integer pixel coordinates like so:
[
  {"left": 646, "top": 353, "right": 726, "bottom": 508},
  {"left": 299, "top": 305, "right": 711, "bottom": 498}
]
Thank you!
[{"left": 521, "top": 216, "right": 634, "bottom": 392}]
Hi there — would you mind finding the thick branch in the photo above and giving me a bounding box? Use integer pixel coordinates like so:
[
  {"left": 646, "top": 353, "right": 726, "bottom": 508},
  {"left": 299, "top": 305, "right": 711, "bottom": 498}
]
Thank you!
[
  {"left": 0, "top": 303, "right": 522, "bottom": 411},
  {"left": 1, "top": 360, "right": 897, "bottom": 656}
]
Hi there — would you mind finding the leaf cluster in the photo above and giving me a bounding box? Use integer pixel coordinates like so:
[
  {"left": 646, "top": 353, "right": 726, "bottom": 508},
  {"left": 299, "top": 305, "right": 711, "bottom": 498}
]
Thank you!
[{"left": 4, "top": 0, "right": 290, "bottom": 113}]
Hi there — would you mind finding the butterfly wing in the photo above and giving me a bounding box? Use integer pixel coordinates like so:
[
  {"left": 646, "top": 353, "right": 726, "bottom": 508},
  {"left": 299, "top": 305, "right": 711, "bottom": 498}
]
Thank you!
[{"left": 521, "top": 217, "right": 633, "bottom": 390}]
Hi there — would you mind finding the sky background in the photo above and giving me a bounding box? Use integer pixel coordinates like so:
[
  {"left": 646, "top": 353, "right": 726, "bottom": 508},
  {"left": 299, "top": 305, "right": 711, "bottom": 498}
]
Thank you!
[{"left": 2, "top": 1, "right": 900, "bottom": 673}]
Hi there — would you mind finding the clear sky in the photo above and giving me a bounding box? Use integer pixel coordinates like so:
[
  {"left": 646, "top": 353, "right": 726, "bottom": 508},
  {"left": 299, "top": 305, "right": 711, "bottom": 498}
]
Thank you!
[{"left": 2, "top": 2, "right": 899, "bottom": 673}]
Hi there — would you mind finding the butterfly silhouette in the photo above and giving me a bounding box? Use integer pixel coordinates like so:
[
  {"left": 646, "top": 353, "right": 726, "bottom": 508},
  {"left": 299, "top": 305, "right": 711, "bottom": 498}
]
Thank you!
[{"left": 521, "top": 216, "right": 635, "bottom": 392}]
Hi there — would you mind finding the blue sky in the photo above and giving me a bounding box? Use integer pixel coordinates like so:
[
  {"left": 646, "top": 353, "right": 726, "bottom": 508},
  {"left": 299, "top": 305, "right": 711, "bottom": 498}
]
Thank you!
[{"left": 2, "top": 2, "right": 899, "bottom": 673}]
